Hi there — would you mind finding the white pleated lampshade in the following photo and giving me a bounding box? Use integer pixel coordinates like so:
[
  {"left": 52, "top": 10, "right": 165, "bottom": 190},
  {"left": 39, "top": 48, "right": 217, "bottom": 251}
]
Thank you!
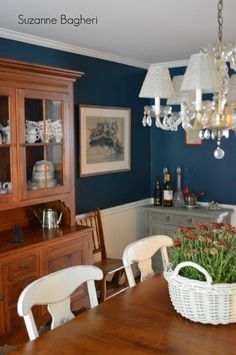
[
  {"left": 181, "top": 53, "right": 219, "bottom": 93},
  {"left": 139, "top": 65, "right": 174, "bottom": 98},
  {"left": 228, "top": 74, "right": 236, "bottom": 103},
  {"left": 167, "top": 75, "right": 195, "bottom": 105}
]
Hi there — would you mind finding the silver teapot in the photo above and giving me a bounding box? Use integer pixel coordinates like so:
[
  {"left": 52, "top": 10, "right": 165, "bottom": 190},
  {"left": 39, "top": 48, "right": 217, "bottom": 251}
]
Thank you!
[{"left": 34, "top": 208, "right": 63, "bottom": 229}]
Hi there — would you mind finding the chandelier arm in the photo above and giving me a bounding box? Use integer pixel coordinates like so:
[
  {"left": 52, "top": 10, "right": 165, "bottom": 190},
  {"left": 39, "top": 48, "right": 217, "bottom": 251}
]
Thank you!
[{"left": 155, "top": 114, "right": 182, "bottom": 131}]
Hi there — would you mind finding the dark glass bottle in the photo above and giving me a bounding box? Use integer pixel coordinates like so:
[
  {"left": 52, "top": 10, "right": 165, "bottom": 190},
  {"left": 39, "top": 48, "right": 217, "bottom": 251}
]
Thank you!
[
  {"left": 154, "top": 178, "right": 162, "bottom": 206},
  {"left": 163, "top": 173, "right": 173, "bottom": 207}
]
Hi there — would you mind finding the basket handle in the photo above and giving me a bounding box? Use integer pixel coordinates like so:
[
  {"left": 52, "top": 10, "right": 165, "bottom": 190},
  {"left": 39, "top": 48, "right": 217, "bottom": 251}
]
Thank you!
[{"left": 172, "top": 261, "right": 212, "bottom": 285}]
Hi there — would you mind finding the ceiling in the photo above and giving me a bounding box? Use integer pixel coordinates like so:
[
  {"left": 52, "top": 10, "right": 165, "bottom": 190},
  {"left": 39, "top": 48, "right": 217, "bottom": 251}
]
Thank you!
[{"left": 0, "top": 0, "right": 235, "bottom": 67}]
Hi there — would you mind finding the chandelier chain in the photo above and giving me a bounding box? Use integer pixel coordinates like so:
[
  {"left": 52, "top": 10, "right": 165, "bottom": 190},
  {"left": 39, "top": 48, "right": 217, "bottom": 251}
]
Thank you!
[{"left": 218, "top": 0, "right": 223, "bottom": 42}]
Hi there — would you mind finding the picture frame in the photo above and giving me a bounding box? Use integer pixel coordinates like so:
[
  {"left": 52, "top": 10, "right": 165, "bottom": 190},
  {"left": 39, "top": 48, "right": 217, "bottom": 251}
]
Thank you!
[
  {"left": 185, "top": 129, "right": 203, "bottom": 146},
  {"left": 80, "top": 105, "right": 131, "bottom": 176}
]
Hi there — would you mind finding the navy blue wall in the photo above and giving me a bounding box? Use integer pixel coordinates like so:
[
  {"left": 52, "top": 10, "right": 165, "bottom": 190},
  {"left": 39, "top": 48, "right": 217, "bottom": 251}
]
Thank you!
[
  {"left": 0, "top": 38, "right": 151, "bottom": 213},
  {"left": 2, "top": 37, "right": 234, "bottom": 210},
  {"left": 151, "top": 66, "right": 236, "bottom": 205}
]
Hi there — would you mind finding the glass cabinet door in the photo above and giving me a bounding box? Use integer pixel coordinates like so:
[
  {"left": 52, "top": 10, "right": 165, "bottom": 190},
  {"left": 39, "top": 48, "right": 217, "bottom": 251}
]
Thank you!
[
  {"left": 0, "top": 88, "right": 17, "bottom": 202},
  {"left": 18, "top": 90, "right": 69, "bottom": 199}
]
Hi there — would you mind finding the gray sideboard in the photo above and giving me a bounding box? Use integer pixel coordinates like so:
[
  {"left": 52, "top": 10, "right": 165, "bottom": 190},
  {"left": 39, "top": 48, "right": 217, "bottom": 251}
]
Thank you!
[{"left": 143, "top": 204, "right": 233, "bottom": 273}]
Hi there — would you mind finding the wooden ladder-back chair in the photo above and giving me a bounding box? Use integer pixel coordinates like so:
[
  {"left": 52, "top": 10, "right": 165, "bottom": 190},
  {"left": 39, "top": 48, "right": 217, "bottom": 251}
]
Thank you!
[
  {"left": 123, "top": 235, "right": 173, "bottom": 288},
  {"left": 17, "top": 265, "right": 103, "bottom": 341},
  {"left": 77, "top": 208, "right": 128, "bottom": 302}
]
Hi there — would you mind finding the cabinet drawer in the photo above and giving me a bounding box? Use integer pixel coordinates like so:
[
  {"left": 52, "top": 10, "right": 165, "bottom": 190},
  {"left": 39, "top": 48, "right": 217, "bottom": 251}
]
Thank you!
[
  {"left": 8, "top": 274, "right": 38, "bottom": 305},
  {"left": 148, "top": 225, "right": 178, "bottom": 238},
  {"left": 45, "top": 244, "right": 83, "bottom": 274},
  {"left": 148, "top": 211, "right": 196, "bottom": 226},
  {"left": 7, "top": 254, "right": 38, "bottom": 282},
  {"left": 42, "top": 235, "right": 92, "bottom": 275}
]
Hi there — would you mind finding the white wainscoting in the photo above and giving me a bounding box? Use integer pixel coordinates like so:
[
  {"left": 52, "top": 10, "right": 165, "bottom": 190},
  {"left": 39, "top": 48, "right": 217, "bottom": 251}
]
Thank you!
[
  {"left": 76, "top": 199, "right": 236, "bottom": 259},
  {"left": 100, "top": 199, "right": 151, "bottom": 258}
]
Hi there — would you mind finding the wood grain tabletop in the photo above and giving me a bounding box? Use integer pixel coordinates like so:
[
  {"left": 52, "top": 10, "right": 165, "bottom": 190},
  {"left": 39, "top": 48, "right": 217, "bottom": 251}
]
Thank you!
[{"left": 10, "top": 275, "right": 236, "bottom": 355}]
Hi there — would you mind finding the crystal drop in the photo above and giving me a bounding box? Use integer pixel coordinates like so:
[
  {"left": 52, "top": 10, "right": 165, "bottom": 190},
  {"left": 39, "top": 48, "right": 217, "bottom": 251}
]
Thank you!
[
  {"left": 142, "top": 116, "right": 147, "bottom": 127},
  {"left": 204, "top": 129, "right": 211, "bottom": 139},
  {"left": 214, "top": 147, "right": 225, "bottom": 159},
  {"left": 222, "top": 129, "right": 229, "bottom": 139},
  {"left": 155, "top": 117, "right": 160, "bottom": 128},
  {"left": 147, "top": 116, "right": 152, "bottom": 127},
  {"left": 199, "top": 130, "right": 204, "bottom": 140}
]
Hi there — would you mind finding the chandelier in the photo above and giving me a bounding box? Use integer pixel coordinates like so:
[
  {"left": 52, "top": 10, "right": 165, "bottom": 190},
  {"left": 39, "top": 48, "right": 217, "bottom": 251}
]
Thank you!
[{"left": 139, "top": 0, "right": 236, "bottom": 159}]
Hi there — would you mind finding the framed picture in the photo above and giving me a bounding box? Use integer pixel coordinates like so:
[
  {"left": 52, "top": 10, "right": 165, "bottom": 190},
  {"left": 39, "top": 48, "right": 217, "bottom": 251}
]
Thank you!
[
  {"left": 80, "top": 105, "right": 131, "bottom": 176},
  {"left": 185, "top": 129, "right": 203, "bottom": 145}
]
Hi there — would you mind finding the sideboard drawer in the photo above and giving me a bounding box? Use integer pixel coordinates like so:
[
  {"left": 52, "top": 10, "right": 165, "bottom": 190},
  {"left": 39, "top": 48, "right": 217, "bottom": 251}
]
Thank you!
[
  {"left": 8, "top": 275, "right": 38, "bottom": 305},
  {"left": 148, "top": 211, "right": 196, "bottom": 227},
  {"left": 6, "top": 254, "right": 39, "bottom": 282}
]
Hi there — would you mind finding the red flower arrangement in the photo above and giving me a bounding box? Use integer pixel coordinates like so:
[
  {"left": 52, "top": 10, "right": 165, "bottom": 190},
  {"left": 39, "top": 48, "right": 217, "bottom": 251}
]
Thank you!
[{"left": 170, "top": 222, "right": 236, "bottom": 283}]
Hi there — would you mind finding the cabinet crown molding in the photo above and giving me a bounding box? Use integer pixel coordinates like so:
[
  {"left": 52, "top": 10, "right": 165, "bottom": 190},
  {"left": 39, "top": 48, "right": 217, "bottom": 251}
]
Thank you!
[{"left": 0, "top": 57, "right": 84, "bottom": 81}]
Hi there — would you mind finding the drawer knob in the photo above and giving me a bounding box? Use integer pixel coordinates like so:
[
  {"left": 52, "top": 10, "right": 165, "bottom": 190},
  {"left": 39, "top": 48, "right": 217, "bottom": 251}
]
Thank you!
[
  {"left": 20, "top": 264, "right": 28, "bottom": 269},
  {"left": 187, "top": 218, "right": 193, "bottom": 225},
  {"left": 0, "top": 295, "right": 4, "bottom": 301}
]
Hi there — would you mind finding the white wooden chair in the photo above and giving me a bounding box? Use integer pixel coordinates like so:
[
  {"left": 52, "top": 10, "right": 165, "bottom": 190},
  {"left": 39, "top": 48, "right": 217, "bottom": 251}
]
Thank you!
[
  {"left": 122, "top": 235, "right": 173, "bottom": 287},
  {"left": 17, "top": 265, "right": 103, "bottom": 341}
]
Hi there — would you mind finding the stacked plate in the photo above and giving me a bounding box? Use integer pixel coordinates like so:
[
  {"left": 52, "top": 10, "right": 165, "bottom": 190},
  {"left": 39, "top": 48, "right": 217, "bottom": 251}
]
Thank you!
[{"left": 31, "top": 160, "right": 57, "bottom": 188}]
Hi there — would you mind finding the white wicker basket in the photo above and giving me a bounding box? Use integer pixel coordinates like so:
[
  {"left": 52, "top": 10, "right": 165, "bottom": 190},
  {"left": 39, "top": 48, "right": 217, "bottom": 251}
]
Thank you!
[{"left": 164, "top": 261, "right": 236, "bottom": 325}]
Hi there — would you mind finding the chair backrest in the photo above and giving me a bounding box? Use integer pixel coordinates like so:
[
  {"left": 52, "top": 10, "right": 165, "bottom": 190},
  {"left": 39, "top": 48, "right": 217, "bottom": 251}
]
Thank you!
[
  {"left": 122, "top": 235, "right": 173, "bottom": 287},
  {"left": 17, "top": 265, "right": 103, "bottom": 341},
  {"left": 77, "top": 208, "right": 107, "bottom": 260}
]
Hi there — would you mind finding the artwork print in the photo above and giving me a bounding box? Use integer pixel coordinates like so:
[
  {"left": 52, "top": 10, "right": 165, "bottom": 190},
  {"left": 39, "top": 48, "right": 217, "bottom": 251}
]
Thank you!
[
  {"left": 80, "top": 106, "right": 131, "bottom": 176},
  {"left": 87, "top": 116, "right": 124, "bottom": 163}
]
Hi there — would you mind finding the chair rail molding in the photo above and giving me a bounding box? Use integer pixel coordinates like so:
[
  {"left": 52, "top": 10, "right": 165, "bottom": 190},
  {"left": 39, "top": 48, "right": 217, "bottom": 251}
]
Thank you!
[{"left": 76, "top": 199, "right": 236, "bottom": 259}]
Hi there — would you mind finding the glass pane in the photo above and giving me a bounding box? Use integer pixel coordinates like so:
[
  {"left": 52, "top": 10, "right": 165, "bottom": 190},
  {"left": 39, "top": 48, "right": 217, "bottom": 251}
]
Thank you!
[
  {"left": 46, "top": 145, "right": 63, "bottom": 186},
  {"left": 0, "top": 147, "right": 12, "bottom": 194},
  {"left": 0, "top": 96, "right": 10, "bottom": 144},
  {"left": 46, "top": 100, "right": 63, "bottom": 143},
  {"left": 25, "top": 98, "right": 43, "bottom": 144}
]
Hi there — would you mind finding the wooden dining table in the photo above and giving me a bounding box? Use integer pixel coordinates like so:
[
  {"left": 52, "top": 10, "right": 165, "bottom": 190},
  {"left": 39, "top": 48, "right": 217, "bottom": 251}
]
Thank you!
[{"left": 11, "top": 275, "right": 236, "bottom": 355}]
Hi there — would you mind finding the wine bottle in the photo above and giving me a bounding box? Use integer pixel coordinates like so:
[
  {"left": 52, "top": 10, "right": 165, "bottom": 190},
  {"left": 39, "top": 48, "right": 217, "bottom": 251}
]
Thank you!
[
  {"left": 163, "top": 173, "right": 173, "bottom": 207},
  {"left": 154, "top": 178, "right": 162, "bottom": 206}
]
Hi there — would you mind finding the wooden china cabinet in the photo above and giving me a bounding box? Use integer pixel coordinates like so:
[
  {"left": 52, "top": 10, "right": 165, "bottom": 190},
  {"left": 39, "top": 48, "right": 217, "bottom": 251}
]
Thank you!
[{"left": 0, "top": 58, "right": 94, "bottom": 338}]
